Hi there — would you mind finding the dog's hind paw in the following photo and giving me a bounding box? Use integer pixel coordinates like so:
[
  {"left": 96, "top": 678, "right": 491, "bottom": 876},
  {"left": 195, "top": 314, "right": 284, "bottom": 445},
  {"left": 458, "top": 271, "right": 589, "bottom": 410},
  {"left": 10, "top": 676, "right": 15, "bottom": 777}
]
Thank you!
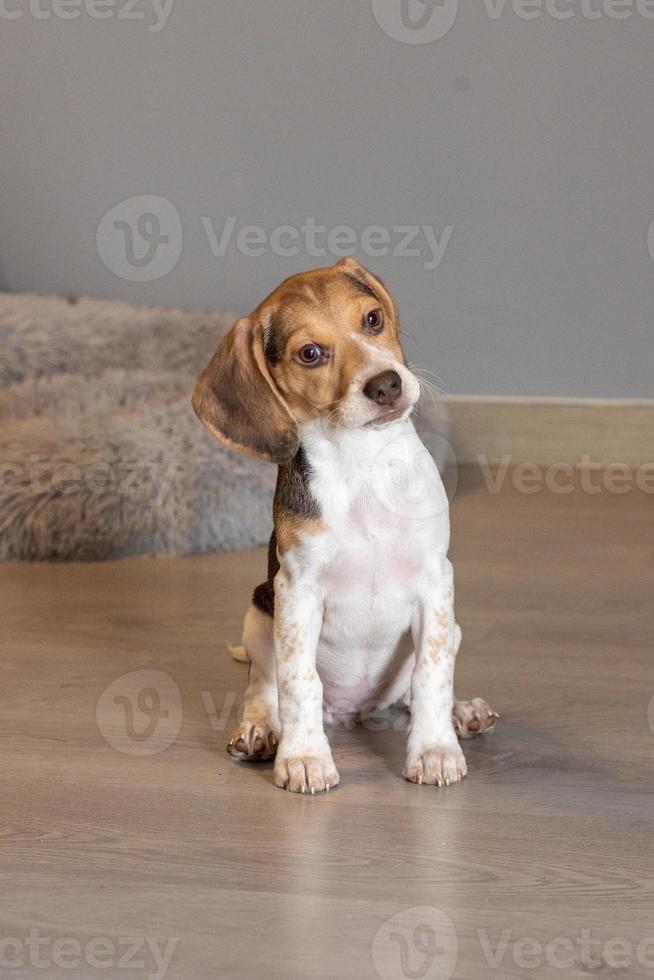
[
  {"left": 452, "top": 698, "right": 499, "bottom": 739},
  {"left": 227, "top": 722, "right": 278, "bottom": 761}
]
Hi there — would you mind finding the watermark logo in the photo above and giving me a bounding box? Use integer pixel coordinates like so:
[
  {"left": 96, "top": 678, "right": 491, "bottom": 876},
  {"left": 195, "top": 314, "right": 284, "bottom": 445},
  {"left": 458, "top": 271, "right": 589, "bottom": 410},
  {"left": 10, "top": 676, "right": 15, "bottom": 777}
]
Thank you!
[
  {"left": 0, "top": 0, "right": 175, "bottom": 31},
  {"left": 370, "top": 427, "right": 455, "bottom": 521},
  {"left": 96, "top": 195, "right": 182, "bottom": 282},
  {"left": 648, "top": 215, "right": 654, "bottom": 263},
  {"left": 372, "top": 907, "right": 458, "bottom": 980},
  {"left": 371, "top": 0, "right": 459, "bottom": 43},
  {"left": 0, "top": 930, "right": 178, "bottom": 978},
  {"left": 96, "top": 669, "right": 182, "bottom": 755}
]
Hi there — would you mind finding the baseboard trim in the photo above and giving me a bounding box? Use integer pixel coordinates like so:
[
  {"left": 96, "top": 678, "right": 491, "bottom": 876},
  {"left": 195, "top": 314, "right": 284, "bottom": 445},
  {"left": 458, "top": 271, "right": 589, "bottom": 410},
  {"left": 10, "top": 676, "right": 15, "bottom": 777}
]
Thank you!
[{"left": 444, "top": 396, "right": 654, "bottom": 466}]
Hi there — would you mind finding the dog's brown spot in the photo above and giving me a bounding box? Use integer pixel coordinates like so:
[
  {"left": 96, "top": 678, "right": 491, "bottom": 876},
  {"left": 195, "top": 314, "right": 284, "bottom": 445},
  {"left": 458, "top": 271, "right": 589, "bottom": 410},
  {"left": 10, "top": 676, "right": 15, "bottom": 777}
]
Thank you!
[
  {"left": 426, "top": 617, "right": 450, "bottom": 663},
  {"left": 342, "top": 270, "right": 380, "bottom": 302},
  {"left": 252, "top": 531, "right": 280, "bottom": 618},
  {"left": 276, "top": 620, "right": 309, "bottom": 665},
  {"left": 275, "top": 513, "right": 325, "bottom": 556},
  {"left": 435, "top": 608, "right": 449, "bottom": 630}
]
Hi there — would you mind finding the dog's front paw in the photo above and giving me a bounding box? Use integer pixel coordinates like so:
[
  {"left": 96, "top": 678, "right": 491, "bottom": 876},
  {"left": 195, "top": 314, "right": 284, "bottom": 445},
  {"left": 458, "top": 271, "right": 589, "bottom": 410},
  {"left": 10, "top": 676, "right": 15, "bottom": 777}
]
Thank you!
[
  {"left": 274, "top": 748, "right": 339, "bottom": 794},
  {"left": 404, "top": 743, "right": 467, "bottom": 787}
]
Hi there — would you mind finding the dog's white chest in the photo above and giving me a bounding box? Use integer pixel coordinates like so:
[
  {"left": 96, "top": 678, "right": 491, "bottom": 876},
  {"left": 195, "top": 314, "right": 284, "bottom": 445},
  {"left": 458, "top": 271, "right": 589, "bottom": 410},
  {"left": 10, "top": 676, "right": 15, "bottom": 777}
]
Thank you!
[
  {"left": 300, "top": 421, "right": 450, "bottom": 716},
  {"left": 306, "top": 420, "right": 450, "bottom": 589},
  {"left": 316, "top": 507, "right": 419, "bottom": 717},
  {"left": 319, "top": 497, "right": 423, "bottom": 605}
]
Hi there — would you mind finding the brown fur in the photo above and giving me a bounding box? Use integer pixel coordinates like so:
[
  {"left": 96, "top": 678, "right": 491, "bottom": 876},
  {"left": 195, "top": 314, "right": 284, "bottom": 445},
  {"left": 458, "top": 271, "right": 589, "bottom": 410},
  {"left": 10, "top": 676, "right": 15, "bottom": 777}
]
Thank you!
[
  {"left": 192, "top": 316, "right": 299, "bottom": 465},
  {"left": 192, "top": 258, "right": 405, "bottom": 465},
  {"left": 258, "top": 258, "right": 404, "bottom": 425}
]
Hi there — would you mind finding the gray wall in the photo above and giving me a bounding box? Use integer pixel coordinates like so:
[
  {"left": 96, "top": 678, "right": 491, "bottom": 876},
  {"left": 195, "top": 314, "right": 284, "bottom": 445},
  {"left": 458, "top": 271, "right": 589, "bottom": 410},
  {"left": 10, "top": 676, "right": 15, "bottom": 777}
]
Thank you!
[{"left": 2, "top": 0, "right": 653, "bottom": 397}]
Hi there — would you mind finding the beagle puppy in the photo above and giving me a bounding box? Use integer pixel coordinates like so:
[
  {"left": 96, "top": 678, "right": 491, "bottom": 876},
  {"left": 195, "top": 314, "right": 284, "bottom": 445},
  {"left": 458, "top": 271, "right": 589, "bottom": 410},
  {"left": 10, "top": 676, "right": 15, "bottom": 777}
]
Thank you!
[{"left": 193, "top": 258, "right": 497, "bottom": 793}]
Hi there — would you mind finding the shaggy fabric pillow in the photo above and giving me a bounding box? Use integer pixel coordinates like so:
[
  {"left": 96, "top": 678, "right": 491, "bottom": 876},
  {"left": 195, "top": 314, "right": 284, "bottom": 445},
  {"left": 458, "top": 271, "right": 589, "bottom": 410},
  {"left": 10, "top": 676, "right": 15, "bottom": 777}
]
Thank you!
[{"left": 0, "top": 293, "right": 275, "bottom": 560}]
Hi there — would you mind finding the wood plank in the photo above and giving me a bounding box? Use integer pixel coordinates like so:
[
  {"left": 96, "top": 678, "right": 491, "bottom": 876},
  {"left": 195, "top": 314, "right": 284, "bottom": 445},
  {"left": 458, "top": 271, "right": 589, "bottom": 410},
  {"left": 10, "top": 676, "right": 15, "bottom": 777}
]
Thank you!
[
  {"left": 446, "top": 396, "right": 654, "bottom": 466},
  {"left": 1, "top": 469, "right": 653, "bottom": 979}
]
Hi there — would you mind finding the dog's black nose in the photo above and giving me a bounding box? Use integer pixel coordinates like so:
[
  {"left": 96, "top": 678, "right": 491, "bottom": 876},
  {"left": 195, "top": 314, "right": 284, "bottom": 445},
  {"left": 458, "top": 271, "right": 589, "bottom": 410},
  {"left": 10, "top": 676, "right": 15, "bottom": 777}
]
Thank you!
[{"left": 363, "top": 370, "right": 402, "bottom": 406}]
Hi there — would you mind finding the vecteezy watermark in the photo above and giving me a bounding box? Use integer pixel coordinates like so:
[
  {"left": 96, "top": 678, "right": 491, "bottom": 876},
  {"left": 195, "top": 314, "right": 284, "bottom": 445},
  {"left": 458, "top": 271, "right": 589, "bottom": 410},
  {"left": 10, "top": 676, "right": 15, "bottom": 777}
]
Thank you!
[
  {"left": 94, "top": 670, "right": 411, "bottom": 752},
  {"left": 478, "top": 454, "right": 654, "bottom": 496},
  {"left": 648, "top": 215, "right": 654, "bottom": 263},
  {"left": 0, "top": 0, "right": 175, "bottom": 31},
  {"left": 372, "top": 0, "right": 459, "bottom": 43},
  {"left": 96, "top": 195, "right": 182, "bottom": 282},
  {"left": 372, "top": 0, "right": 654, "bottom": 44},
  {"left": 372, "top": 907, "right": 458, "bottom": 980},
  {"left": 370, "top": 427, "right": 456, "bottom": 522},
  {"left": 0, "top": 930, "right": 178, "bottom": 978},
  {"left": 0, "top": 457, "right": 176, "bottom": 506},
  {"left": 371, "top": 913, "right": 654, "bottom": 978},
  {"left": 96, "top": 195, "right": 454, "bottom": 281},
  {"left": 480, "top": 0, "right": 654, "bottom": 22},
  {"left": 477, "top": 927, "right": 654, "bottom": 971},
  {"left": 201, "top": 217, "right": 453, "bottom": 271},
  {"left": 96, "top": 671, "right": 244, "bottom": 755},
  {"left": 96, "top": 669, "right": 183, "bottom": 755}
]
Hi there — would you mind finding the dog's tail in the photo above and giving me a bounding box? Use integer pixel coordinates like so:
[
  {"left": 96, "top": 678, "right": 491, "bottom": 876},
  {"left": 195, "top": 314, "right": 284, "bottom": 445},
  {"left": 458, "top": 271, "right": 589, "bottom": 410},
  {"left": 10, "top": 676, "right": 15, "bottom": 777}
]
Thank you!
[{"left": 228, "top": 644, "right": 250, "bottom": 664}]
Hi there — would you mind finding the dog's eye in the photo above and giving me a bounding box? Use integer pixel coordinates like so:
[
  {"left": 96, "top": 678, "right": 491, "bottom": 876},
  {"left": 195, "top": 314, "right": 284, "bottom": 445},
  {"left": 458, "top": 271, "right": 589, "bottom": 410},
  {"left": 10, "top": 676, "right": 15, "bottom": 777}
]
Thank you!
[
  {"left": 364, "top": 309, "right": 384, "bottom": 334},
  {"left": 296, "top": 344, "right": 324, "bottom": 367}
]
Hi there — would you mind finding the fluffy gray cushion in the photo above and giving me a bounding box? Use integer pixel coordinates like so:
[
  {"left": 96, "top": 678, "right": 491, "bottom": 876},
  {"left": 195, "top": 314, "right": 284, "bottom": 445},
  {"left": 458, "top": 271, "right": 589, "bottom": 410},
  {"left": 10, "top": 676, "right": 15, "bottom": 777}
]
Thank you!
[{"left": 0, "top": 293, "right": 275, "bottom": 560}]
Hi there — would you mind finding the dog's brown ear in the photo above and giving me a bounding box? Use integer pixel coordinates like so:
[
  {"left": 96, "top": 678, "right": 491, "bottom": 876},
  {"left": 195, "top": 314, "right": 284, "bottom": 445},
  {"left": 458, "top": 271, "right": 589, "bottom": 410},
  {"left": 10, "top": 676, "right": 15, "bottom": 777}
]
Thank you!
[{"left": 192, "top": 316, "right": 299, "bottom": 464}]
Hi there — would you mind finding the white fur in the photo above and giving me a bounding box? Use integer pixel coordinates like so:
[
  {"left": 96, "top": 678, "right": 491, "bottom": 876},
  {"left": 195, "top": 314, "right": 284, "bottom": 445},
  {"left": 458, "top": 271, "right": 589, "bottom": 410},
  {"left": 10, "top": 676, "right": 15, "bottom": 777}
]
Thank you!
[{"left": 240, "top": 412, "right": 466, "bottom": 792}]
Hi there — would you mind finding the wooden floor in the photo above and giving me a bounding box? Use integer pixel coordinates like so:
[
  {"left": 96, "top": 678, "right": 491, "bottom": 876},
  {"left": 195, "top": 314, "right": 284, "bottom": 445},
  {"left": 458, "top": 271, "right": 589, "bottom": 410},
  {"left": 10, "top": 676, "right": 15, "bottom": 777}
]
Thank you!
[{"left": 2, "top": 468, "right": 653, "bottom": 980}]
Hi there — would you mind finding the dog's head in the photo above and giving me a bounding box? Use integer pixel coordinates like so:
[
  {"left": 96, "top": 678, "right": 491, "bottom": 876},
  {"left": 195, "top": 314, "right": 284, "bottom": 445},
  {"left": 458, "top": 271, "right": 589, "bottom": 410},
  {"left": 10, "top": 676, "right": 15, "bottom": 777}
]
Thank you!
[{"left": 192, "top": 258, "right": 420, "bottom": 463}]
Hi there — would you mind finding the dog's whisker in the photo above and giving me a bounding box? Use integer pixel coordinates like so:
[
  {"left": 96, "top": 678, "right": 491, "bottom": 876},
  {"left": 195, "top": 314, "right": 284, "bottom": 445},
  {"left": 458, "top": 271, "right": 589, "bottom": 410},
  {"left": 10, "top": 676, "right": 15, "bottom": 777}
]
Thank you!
[
  {"left": 416, "top": 377, "right": 440, "bottom": 416},
  {"left": 415, "top": 374, "right": 447, "bottom": 417},
  {"left": 410, "top": 362, "right": 446, "bottom": 381},
  {"left": 410, "top": 364, "right": 449, "bottom": 394}
]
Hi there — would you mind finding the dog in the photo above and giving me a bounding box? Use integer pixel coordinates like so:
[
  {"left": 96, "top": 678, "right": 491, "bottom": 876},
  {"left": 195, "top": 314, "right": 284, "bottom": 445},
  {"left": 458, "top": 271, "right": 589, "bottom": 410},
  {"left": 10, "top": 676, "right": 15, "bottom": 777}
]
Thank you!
[{"left": 193, "top": 258, "right": 497, "bottom": 793}]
